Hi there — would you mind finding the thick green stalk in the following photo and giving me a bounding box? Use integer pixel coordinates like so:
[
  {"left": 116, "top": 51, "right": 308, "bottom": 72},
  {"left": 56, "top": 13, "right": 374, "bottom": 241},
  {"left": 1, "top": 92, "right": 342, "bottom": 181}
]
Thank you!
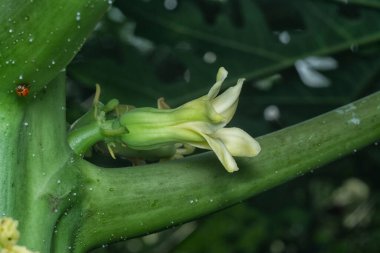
[
  {"left": 15, "top": 74, "right": 75, "bottom": 251},
  {"left": 0, "top": 1, "right": 110, "bottom": 251},
  {"left": 73, "top": 91, "right": 380, "bottom": 252},
  {"left": 0, "top": 74, "right": 79, "bottom": 252}
]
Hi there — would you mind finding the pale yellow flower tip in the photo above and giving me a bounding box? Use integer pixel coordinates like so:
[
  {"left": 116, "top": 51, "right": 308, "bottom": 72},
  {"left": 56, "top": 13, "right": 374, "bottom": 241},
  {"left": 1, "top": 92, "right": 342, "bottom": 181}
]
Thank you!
[
  {"left": 214, "top": 128, "right": 261, "bottom": 157},
  {"left": 201, "top": 127, "right": 261, "bottom": 173},
  {"left": 0, "top": 218, "right": 20, "bottom": 248},
  {"left": 216, "top": 67, "right": 228, "bottom": 82},
  {"left": 212, "top": 78, "right": 244, "bottom": 123}
]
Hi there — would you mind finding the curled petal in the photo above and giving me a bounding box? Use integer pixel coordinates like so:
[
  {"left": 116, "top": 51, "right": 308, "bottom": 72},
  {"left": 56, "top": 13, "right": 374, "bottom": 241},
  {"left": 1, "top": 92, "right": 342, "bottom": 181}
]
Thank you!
[
  {"left": 207, "top": 67, "right": 228, "bottom": 99},
  {"left": 201, "top": 133, "right": 239, "bottom": 173},
  {"left": 213, "top": 127, "right": 261, "bottom": 157},
  {"left": 212, "top": 78, "right": 244, "bottom": 124}
]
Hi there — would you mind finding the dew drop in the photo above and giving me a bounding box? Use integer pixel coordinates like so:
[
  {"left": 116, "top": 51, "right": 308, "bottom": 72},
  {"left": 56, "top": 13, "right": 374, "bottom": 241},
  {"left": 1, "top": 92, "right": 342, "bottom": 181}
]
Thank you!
[
  {"left": 164, "top": 0, "right": 177, "bottom": 10},
  {"left": 203, "top": 51, "right": 217, "bottom": 64},
  {"left": 76, "top": 12, "right": 81, "bottom": 21}
]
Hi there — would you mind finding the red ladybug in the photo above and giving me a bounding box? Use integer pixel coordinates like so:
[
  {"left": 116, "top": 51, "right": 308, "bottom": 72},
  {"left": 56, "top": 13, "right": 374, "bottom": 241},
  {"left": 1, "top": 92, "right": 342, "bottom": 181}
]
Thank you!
[{"left": 16, "top": 84, "right": 30, "bottom": 97}]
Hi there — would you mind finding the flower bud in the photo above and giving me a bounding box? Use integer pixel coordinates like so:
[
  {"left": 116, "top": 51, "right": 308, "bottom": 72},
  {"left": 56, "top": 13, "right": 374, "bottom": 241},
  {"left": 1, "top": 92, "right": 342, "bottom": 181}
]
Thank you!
[{"left": 119, "top": 67, "right": 261, "bottom": 172}]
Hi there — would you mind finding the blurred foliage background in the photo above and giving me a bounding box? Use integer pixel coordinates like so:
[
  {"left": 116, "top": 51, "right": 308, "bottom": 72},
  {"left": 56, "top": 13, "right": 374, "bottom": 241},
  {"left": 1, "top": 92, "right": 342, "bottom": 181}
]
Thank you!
[{"left": 65, "top": 0, "right": 380, "bottom": 252}]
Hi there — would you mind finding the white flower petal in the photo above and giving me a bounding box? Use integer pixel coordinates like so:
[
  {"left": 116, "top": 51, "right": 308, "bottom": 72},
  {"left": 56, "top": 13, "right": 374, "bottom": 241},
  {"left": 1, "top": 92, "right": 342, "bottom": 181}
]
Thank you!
[
  {"left": 213, "top": 127, "right": 261, "bottom": 157},
  {"left": 212, "top": 78, "right": 244, "bottom": 123},
  {"left": 201, "top": 133, "right": 239, "bottom": 173},
  {"left": 207, "top": 67, "right": 228, "bottom": 99}
]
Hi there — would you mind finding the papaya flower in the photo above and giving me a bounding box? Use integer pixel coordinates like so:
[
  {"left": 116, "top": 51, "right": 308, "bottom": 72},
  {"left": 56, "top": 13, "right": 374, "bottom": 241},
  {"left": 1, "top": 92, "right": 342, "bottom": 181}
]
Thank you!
[{"left": 120, "top": 67, "right": 261, "bottom": 172}]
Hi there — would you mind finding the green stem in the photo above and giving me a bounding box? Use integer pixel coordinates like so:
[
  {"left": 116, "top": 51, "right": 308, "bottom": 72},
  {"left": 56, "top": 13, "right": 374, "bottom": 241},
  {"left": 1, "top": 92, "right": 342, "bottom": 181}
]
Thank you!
[
  {"left": 72, "top": 92, "right": 380, "bottom": 252},
  {"left": 68, "top": 122, "right": 104, "bottom": 156},
  {"left": 68, "top": 119, "right": 128, "bottom": 156}
]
